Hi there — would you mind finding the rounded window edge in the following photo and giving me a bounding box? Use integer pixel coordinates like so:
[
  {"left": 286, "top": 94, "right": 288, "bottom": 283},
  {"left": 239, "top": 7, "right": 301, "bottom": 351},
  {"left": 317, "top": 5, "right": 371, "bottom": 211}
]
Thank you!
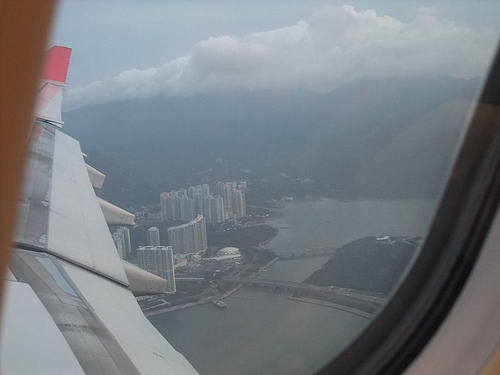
[{"left": 317, "top": 45, "right": 500, "bottom": 375}]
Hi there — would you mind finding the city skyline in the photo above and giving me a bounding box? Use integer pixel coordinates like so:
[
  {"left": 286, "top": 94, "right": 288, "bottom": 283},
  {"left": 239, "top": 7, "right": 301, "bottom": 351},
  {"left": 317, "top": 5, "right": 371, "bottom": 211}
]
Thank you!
[{"left": 161, "top": 181, "right": 246, "bottom": 223}]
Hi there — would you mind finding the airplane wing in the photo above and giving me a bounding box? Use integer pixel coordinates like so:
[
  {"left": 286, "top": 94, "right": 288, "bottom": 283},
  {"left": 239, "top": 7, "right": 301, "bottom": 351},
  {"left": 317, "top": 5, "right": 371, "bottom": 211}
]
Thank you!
[{"left": 1, "top": 46, "right": 199, "bottom": 375}]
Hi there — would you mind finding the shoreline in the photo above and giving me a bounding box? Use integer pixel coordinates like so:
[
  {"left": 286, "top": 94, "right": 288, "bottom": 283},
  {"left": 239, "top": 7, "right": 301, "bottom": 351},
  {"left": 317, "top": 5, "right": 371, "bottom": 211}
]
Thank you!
[
  {"left": 145, "top": 299, "right": 211, "bottom": 317},
  {"left": 145, "top": 256, "right": 280, "bottom": 317},
  {"left": 145, "top": 283, "right": 244, "bottom": 317}
]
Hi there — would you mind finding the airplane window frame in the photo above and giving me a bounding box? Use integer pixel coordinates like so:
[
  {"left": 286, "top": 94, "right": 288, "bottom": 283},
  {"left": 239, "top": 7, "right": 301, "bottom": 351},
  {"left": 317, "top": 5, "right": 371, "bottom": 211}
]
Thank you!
[
  {"left": 2, "top": 2, "right": 499, "bottom": 375},
  {"left": 317, "top": 45, "right": 500, "bottom": 375}
]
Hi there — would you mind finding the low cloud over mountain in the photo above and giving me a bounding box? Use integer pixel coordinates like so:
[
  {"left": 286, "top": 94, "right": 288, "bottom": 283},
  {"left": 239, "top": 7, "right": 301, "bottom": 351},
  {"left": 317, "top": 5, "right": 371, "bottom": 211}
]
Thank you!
[{"left": 65, "top": 5, "right": 495, "bottom": 110}]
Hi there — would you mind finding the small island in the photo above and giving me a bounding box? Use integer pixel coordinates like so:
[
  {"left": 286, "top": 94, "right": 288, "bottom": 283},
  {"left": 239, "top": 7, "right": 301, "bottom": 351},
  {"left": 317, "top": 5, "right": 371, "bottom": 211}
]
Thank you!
[{"left": 304, "top": 236, "right": 422, "bottom": 295}]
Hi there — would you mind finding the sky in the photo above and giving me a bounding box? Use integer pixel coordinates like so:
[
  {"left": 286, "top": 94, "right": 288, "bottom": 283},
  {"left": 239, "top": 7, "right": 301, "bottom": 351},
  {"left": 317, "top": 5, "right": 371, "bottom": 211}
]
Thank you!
[{"left": 50, "top": 0, "right": 500, "bottom": 110}]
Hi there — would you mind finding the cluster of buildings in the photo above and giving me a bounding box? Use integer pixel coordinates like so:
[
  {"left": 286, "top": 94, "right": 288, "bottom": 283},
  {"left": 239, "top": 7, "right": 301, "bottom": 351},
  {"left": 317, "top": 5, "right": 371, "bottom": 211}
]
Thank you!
[
  {"left": 112, "top": 218, "right": 208, "bottom": 293},
  {"left": 112, "top": 226, "right": 177, "bottom": 293},
  {"left": 160, "top": 182, "right": 246, "bottom": 223},
  {"left": 111, "top": 182, "right": 247, "bottom": 294}
]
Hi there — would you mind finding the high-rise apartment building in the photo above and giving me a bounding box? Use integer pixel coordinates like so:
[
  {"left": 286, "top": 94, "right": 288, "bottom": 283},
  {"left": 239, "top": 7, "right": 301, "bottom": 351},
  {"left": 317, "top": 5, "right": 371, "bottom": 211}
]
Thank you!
[
  {"left": 216, "top": 181, "right": 235, "bottom": 207},
  {"left": 211, "top": 196, "right": 224, "bottom": 223},
  {"left": 112, "top": 226, "right": 131, "bottom": 260},
  {"left": 161, "top": 191, "right": 196, "bottom": 221},
  {"left": 201, "top": 184, "right": 210, "bottom": 196},
  {"left": 183, "top": 199, "right": 195, "bottom": 220},
  {"left": 195, "top": 195, "right": 223, "bottom": 223},
  {"left": 117, "top": 226, "right": 131, "bottom": 257},
  {"left": 215, "top": 181, "right": 246, "bottom": 219},
  {"left": 147, "top": 226, "right": 161, "bottom": 247},
  {"left": 137, "top": 246, "right": 176, "bottom": 293},
  {"left": 231, "top": 189, "right": 246, "bottom": 219},
  {"left": 167, "top": 215, "right": 207, "bottom": 254},
  {"left": 112, "top": 232, "right": 126, "bottom": 260}
]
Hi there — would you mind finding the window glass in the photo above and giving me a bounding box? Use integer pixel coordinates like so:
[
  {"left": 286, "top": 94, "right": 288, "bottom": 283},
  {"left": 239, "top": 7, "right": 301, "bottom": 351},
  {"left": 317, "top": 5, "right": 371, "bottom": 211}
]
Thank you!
[{"left": 51, "top": 1, "right": 500, "bottom": 374}]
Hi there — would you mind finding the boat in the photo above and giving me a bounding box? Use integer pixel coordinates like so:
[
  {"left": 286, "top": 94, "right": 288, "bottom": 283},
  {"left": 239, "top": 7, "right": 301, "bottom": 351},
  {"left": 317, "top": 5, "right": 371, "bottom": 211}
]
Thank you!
[{"left": 212, "top": 299, "right": 228, "bottom": 309}]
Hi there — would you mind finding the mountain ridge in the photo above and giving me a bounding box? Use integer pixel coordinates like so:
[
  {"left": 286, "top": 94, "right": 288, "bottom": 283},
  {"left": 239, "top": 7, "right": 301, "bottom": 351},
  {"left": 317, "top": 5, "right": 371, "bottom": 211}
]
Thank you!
[{"left": 63, "top": 74, "right": 481, "bottom": 206}]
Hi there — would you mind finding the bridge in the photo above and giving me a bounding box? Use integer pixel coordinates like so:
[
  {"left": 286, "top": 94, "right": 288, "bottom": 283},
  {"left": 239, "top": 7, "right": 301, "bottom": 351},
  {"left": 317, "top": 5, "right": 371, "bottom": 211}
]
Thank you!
[
  {"left": 176, "top": 277, "right": 206, "bottom": 282},
  {"left": 221, "top": 277, "right": 385, "bottom": 305},
  {"left": 275, "top": 246, "right": 338, "bottom": 259}
]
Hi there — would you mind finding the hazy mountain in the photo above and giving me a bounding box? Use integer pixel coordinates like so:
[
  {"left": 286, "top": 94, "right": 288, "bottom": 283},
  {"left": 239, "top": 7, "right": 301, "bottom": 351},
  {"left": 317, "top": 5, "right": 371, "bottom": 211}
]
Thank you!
[{"left": 63, "top": 74, "right": 481, "bottom": 206}]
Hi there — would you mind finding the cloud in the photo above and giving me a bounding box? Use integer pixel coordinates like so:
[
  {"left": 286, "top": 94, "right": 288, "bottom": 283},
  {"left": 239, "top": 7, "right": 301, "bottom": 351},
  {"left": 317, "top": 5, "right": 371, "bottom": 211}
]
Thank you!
[{"left": 65, "top": 5, "right": 496, "bottom": 110}]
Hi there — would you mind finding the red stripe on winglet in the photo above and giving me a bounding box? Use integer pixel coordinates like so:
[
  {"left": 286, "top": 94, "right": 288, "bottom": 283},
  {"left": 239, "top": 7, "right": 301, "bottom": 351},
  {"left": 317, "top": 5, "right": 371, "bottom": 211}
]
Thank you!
[{"left": 42, "top": 46, "right": 72, "bottom": 83}]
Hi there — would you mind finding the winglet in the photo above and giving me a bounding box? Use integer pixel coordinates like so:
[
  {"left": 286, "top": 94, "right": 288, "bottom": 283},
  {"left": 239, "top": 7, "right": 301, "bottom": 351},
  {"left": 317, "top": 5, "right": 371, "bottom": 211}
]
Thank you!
[
  {"left": 41, "top": 46, "right": 72, "bottom": 84},
  {"left": 36, "top": 46, "right": 72, "bottom": 126}
]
